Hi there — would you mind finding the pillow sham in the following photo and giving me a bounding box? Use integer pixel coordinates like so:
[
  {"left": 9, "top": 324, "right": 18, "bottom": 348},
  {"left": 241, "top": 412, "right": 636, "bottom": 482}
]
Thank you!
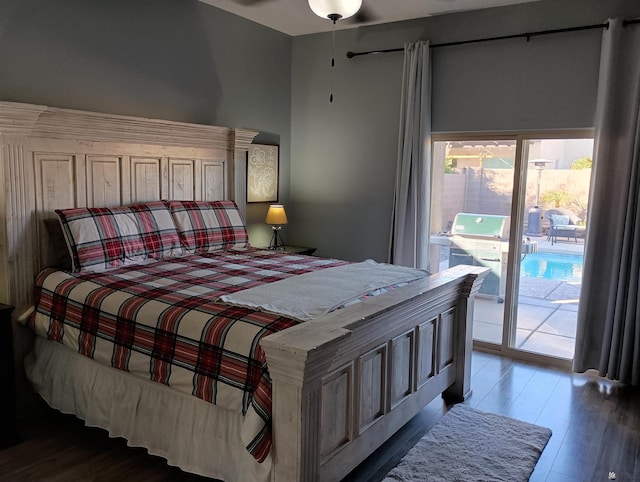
[
  {"left": 56, "top": 201, "right": 182, "bottom": 272},
  {"left": 166, "top": 200, "right": 249, "bottom": 254}
]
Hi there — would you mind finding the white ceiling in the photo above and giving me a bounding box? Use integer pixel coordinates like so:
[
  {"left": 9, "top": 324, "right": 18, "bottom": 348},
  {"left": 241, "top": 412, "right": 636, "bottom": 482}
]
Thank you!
[{"left": 200, "top": 0, "right": 545, "bottom": 36}]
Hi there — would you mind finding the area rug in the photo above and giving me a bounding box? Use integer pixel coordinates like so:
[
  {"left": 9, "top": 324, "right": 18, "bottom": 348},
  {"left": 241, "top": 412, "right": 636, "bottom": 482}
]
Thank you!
[{"left": 383, "top": 405, "right": 552, "bottom": 482}]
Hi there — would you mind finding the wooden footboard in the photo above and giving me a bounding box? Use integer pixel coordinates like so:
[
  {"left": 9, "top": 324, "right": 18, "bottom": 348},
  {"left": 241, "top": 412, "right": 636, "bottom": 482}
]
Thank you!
[{"left": 261, "top": 265, "right": 488, "bottom": 482}]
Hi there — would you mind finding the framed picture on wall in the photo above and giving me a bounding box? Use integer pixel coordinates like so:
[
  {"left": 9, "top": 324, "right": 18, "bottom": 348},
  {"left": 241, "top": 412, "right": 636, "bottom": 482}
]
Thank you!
[{"left": 247, "top": 144, "right": 279, "bottom": 203}]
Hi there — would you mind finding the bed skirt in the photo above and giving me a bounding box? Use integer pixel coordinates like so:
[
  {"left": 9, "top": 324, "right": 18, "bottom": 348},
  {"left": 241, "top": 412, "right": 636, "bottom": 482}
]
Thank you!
[{"left": 24, "top": 337, "right": 272, "bottom": 482}]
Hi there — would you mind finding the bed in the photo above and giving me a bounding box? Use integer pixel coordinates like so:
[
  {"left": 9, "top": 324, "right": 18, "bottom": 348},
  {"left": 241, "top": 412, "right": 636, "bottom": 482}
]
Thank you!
[{"left": 0, "top": 100, "right": 489, "bottom": 482}]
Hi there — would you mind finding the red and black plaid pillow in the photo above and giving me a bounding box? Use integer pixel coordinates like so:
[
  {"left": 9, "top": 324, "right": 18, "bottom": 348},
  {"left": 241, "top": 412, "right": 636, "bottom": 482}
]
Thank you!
[
  {"left": 166, "top": 200, "right": 249, "bottom": 254},
  {"left": 56, "top": 201, "right": 183, "bottom": 272}
]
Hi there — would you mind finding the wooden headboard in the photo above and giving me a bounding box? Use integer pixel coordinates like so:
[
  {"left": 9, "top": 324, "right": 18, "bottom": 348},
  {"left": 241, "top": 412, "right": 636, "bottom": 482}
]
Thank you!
[{"left": 0, "top": 100, "right": 258, "bottom": 316}]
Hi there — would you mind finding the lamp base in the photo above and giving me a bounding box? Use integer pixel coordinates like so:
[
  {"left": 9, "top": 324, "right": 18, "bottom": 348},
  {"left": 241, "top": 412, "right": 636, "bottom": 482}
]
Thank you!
[{"left": 269, "top": 226, "right": 285, "bottom": 250}]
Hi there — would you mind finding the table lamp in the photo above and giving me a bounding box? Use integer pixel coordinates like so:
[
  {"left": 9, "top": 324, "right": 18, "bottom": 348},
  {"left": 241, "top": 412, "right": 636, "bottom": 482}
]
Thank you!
[{"left": 265, "top": 204, "right": 288, "bottom": 250}]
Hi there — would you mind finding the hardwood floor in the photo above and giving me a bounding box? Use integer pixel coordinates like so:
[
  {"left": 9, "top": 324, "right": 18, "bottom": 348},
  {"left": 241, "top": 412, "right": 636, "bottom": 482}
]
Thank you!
[{"left": 2, "top": 351, "right": 638, "bottom": 481}]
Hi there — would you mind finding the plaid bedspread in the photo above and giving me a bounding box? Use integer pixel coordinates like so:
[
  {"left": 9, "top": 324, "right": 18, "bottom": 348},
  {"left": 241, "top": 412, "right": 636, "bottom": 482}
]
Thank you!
[{"left": 29, "top": 248, "right": 348, "bottom": 462}]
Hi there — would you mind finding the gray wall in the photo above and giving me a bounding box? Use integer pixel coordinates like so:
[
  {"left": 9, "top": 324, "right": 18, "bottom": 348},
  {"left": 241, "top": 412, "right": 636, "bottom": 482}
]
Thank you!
[
  {"left": 289, "top": 0, "right": 640, "bottom": 262},
  {"left": 0, "top": 0, "right": 292, "bottom": 246}
]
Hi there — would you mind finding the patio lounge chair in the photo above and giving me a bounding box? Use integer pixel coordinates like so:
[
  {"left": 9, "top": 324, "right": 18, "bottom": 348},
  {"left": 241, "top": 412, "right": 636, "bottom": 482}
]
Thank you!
[{"left": 545, "top": 208, "right": 586, "bottom": 244}]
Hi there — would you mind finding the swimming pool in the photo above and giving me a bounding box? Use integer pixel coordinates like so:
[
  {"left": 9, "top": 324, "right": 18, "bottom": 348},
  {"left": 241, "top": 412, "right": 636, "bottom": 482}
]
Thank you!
[{"left": 520, "top": 252, "right": 584, "bottom": 283}]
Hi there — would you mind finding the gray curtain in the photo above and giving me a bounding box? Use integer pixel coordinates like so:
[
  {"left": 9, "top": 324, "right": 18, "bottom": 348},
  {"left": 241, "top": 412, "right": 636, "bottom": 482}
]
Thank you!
[
  {"left": 573, "top": 19, "right": 640, "bottom": 384},
  {"left": 389, "top": 41, "right": 432, "bottom": 270}
]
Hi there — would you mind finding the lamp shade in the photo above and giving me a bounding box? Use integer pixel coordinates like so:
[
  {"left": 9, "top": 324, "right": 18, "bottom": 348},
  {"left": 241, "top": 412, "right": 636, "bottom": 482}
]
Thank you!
[
  {"left": 308, "top": 0, "right": 362, "bottom": 20},
  {"left": 265, "top": 204, "right": 288, "bottom": 225}
]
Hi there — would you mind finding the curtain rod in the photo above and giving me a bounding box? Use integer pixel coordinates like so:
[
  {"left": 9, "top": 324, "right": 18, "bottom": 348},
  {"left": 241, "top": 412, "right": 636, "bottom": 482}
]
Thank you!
[{"left": 346, "top": 19, "right": 638, "bottom": 59}]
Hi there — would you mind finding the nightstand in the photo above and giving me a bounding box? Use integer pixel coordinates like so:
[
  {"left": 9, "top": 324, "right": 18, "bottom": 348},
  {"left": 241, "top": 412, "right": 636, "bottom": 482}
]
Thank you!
[
  {"left": 266, "top": 245, "right": 317, "bottom": 256},
  {"left": 0, "top": 303, "right": 19, "bottom": 449}
]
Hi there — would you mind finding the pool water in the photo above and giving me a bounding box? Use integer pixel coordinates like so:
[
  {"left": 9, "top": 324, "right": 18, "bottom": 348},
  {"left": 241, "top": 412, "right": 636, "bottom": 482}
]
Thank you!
[{"left": 521, "top": 252, "right": 584, "bottom": 283}]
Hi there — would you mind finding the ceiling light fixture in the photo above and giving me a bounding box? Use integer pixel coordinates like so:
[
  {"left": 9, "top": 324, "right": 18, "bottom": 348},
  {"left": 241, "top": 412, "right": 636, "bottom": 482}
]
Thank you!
[
  {"left": 308, "top": 0, "right": 362, "bottom": 103},
  {"left": 308, "top": 0, "right": 362, "bottom": 22}
]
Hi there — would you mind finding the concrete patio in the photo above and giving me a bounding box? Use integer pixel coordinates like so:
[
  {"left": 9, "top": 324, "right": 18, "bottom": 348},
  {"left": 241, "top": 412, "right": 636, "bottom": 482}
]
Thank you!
[{"left": 473, "top": 235, "right": 584, "bottom": 359}]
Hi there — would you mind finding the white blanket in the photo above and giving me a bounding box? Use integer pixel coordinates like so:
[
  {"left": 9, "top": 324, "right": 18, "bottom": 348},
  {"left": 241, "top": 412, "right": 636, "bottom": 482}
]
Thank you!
[{"left": 219, "top": 259, "right": 428, "bottom": 321}]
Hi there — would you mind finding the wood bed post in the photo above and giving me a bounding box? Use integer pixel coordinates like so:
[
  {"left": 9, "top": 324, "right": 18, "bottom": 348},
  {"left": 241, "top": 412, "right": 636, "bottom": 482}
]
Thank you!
[
  {"left": 229, "top": 128, "right": 259, "bottom": 222},
  {"left": 0, "top": 102, "right": 45, "bottom": 310},
  {"left": 443, "top": 271, "right": 486, "bottom": 402},
  {"left": 262, "top": 329, "right": 350, "bottom": 482}
]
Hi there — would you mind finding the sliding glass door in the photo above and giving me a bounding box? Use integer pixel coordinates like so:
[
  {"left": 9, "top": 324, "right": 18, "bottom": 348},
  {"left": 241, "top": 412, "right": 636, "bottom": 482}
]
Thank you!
[
  {"left": 431, "top": 139, "right": 516, "bottom": 344},
  {"left": 430, "top": 132, "right": 593, "bottom": 363},
  {"left": 512, "top": 138, "right": 592, "bottom": 359}
]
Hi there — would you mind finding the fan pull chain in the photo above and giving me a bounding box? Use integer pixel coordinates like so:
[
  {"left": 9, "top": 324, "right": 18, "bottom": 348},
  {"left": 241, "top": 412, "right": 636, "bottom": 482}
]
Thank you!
[{"left": 330, "top": 20, "right": 336, "bottom": 103}]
